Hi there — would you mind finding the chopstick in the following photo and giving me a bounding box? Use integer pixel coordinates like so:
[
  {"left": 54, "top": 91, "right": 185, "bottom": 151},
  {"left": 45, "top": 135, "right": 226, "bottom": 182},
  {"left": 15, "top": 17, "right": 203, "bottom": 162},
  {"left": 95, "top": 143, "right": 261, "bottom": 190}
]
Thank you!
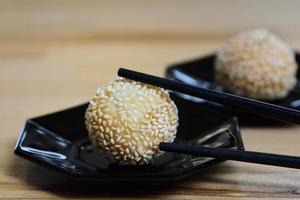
[
  {"left": 118, "top": 68, "right": 300, "bottom": 169},
  {"left": 118, "top": 68, "right": 300, "bottom": 125},
  {"left": 159, "top": 142, "right": 300, "bottom": 169}
]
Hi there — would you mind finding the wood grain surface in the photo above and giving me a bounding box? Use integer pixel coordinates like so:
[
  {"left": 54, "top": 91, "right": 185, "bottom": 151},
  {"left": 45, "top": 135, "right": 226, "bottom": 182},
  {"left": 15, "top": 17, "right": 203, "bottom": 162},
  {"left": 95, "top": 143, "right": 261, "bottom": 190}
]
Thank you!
[{"left": 1, "top": 1, "right": 300, "bottom": 199}]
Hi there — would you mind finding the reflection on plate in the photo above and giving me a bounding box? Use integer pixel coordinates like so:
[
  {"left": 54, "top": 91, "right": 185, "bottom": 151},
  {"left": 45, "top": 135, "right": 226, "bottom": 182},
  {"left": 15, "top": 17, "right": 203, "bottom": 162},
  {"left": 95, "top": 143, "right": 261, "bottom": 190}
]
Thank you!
[
  {"left": 14, "top": 94, "right": 244, "bottom": 182},
  {"left": 166, "top": 53, "right": 300, "bottom": 124}
]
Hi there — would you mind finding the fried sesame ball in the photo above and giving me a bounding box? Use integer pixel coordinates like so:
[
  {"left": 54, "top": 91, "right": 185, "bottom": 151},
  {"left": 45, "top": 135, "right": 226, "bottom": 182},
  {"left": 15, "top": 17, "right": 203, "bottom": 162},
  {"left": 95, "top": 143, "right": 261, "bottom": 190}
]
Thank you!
[
  {"left": 215, "top": 29, "right": 298, "bottom": 100},
  {"left": 85, "top": 78, "right": 179, "bottom": 165}
]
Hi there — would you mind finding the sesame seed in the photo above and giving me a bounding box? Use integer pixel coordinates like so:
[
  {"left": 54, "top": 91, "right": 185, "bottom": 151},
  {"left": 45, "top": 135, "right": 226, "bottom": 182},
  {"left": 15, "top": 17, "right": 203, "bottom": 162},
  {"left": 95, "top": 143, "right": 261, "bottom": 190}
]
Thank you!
[
  {"left": 109, "top": 131, "right": 113, "bottom": 138},
  {"left": 103, "top": 140, "right": 107, "bottom": 146},
  {"left": 110, "top": 139, "right": 115, "bottom": 144},
  {"left": 99, "top": 126, "right": 104, "bottom": 132},
  {"left": 116, "top": 136, "right": 121, "bottom": 142},
  {"left": 100, "top": 132, "right": 104, "bottom": 139},
  {"left": 105, "top": 135, "right": 109, "bottom": 140}
]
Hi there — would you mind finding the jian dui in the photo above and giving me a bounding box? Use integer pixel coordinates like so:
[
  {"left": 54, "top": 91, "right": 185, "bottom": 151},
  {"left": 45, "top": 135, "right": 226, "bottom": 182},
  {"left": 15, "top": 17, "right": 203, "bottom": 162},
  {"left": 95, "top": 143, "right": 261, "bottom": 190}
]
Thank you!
[{"left": 85, "top": 78, "right": 179, "bottom": 165}]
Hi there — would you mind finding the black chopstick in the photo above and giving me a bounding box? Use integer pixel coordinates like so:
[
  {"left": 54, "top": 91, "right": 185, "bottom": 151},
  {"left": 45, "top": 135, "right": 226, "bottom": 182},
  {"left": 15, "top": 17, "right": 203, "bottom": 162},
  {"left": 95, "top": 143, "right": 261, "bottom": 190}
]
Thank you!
[
  {"left": 159, "top": 142, "right": 300, "bottom": 169},
  {"left": 118, "top": 68, "right": 300, "bottom": 124}
]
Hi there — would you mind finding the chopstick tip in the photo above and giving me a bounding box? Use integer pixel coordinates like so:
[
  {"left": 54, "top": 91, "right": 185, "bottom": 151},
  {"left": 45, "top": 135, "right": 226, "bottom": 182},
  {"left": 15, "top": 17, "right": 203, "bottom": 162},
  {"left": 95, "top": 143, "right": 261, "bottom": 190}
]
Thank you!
[{"left": 117, "top": 67, "right": 125, "bottom": 76}]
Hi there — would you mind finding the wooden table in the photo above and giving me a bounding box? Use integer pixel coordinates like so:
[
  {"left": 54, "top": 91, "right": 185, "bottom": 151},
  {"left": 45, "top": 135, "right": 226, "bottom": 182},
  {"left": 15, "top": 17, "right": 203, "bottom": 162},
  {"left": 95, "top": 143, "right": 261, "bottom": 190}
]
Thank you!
[{"left": 1, "top": 1, "right": 300, "bottom": 199}]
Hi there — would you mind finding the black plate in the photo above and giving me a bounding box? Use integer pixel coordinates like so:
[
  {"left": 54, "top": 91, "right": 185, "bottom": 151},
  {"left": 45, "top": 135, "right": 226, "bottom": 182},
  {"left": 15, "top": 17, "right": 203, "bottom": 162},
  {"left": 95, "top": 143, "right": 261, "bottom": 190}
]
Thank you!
[
  {"left": 166, "top": 53, "right": 300, "bottom": 123},
  {"left": 14, "top": 95, "right": 244, "bottom": 182}
]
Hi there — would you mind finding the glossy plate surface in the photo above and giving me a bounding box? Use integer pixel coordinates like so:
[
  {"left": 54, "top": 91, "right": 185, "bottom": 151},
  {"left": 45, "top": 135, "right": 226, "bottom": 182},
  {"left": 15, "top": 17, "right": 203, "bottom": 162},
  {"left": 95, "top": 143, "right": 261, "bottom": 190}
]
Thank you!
[
  {"left": 15, "top": 95, "right": 244, "bottom": 181},
  {"left": 166, "top": 54, "right": 300, "bottom": 123}
]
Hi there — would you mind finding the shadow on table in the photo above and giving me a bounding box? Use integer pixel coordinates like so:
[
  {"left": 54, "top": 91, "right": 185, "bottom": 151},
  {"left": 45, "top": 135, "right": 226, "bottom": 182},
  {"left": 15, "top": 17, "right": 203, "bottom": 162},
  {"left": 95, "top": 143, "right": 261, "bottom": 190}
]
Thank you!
[
  {"left": 7, "top": 152, "right": 235, "bottom": 198},
  {"left": 7, "top": 140, "right": 300, "bottom": 198}
]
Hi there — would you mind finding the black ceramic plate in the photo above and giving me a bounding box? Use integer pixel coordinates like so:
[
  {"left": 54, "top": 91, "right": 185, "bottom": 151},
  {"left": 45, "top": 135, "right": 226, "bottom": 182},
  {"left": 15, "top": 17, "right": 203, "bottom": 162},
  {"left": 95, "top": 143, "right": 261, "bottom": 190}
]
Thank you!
[
  {"left": 15, "top": 94, "right": 244, "bottom": 182},
  {"left": 166, "top": 53, "right": 300, "bottom": 123}
]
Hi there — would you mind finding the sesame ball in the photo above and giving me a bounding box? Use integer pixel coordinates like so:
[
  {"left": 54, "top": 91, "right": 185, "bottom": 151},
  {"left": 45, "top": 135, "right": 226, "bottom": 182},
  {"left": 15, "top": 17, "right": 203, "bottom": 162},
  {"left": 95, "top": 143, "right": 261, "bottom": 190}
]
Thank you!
[
  {"left": 215, "top": 29, "right": 298, "bottom": 100},
  {"left": 85, "top": 78, "right": 179, "bottom": 165}
]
